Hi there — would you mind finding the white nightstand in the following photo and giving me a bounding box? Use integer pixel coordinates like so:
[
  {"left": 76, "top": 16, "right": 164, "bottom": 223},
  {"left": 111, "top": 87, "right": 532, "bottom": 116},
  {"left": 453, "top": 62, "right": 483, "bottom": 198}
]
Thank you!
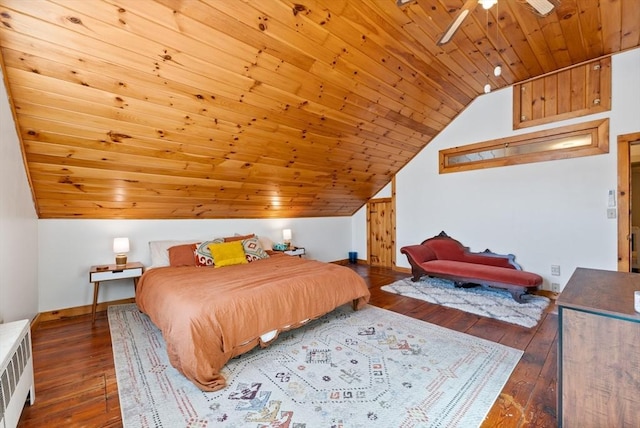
[
  {"left": 284, "top": 247, "right": 305, "bottom": 257},
  {"left": 89, "top": 262, "right": 144, "bottom": 323}
]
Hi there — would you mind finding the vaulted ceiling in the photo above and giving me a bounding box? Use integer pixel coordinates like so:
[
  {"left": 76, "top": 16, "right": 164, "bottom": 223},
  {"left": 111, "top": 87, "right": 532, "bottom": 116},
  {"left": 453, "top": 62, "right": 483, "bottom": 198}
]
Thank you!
[{"left": 0, "top": 0, "right": 638, "bottom": 219}]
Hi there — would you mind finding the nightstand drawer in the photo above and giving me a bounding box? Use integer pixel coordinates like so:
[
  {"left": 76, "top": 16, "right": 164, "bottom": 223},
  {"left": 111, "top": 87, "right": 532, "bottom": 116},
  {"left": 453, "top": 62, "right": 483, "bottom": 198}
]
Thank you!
[{"left": 90, "top": 267, "right": 143, "bottom": 283}]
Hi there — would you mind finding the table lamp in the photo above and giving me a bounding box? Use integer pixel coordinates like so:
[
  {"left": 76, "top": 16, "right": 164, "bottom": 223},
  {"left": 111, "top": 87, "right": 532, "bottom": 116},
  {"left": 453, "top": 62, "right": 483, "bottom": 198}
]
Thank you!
[
  {"left": 113, "top": 237, "right": 130, "bottom": 266},
  {"left": 282, "top": 229, "right": 292, "bottom": 249}
]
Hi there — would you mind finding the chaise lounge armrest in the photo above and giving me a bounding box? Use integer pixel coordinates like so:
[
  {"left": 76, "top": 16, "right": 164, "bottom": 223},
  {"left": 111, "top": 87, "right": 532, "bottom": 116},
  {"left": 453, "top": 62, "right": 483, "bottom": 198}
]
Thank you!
[{"left": 400, "top": 244, "right": 437, "bottom": 264}]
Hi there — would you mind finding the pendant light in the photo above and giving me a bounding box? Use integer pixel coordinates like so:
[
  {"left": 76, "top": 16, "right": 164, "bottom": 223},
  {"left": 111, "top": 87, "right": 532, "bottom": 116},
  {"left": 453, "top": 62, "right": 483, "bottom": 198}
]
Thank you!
[
  {"left": 483, "top": 7, "right": 491, "bottom": 93},
  {"left": 479, "top": 0, "right": 497, "bottom": 9},
  {"left": 493, "top": 0, "right": 502, "bottom": 78},
  {"left": 482, "top": 0, "right": 502, "bottom": 94}
]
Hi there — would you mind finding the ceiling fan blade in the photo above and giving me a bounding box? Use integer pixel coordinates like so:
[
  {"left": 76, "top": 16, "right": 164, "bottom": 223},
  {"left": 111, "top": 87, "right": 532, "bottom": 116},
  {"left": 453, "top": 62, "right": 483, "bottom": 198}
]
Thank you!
[
  {"left": 524, "top": 0, "right": 557, "bottom": 17},
  {"left": 437, "top": 0, "right": 479, "bottom": 46}
]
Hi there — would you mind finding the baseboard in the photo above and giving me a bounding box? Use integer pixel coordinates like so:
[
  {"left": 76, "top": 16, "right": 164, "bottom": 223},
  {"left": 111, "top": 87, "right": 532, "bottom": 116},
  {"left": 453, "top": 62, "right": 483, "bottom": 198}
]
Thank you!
[
  {"left": 333, "top": 259, "right": 410, "bottom": 272},
  {"left": 332, "top": 258, "right": 365, "bottom": 266},
  {"left": 36, "top": 298, "right": 136, "bottom": 323},
  {"left": 30, "top": 312, "right": 43, "bottom": 331}
]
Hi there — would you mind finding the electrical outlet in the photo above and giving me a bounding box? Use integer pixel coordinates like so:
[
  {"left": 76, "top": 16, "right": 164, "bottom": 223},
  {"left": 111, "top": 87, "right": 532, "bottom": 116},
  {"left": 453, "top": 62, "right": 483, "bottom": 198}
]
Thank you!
[
  {"left": 551, "top": 265, "right": 561, "bottom": 276},
  {"left": 551, "top": 282, "right": 560, "bottom": 293},
  {"left": 607, "top": 208, "right": 617, "bottom": 219}
]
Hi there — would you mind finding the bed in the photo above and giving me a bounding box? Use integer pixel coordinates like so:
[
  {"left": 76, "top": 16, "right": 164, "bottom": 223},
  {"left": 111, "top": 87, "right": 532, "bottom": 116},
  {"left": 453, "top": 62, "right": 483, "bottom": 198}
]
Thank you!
[{"left": 135, "top": 251, "right": 370, "bottom": 392}]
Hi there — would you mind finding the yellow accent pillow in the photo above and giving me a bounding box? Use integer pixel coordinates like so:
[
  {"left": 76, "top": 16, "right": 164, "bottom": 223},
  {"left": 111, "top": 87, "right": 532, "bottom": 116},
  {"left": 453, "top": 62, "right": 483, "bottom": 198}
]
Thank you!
[{"left": 208, "top": 241, "right": 248, "bottom": 268}]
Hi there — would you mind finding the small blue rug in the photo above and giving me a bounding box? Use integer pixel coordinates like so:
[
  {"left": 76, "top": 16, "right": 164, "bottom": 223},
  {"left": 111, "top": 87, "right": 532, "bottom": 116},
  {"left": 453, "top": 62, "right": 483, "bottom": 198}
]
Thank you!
[{"left": 382, "top": 277, "right": 550, "bottom": 328}]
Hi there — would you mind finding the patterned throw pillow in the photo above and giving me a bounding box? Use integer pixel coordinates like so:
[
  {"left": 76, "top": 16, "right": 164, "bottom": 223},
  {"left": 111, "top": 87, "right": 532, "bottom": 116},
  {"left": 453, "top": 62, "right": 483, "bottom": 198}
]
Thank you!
[
  {"left": 195, "top": 238, "right": 224, "bottom": 266},
  {"left": 242, "top": 236, "right": 269, "bottom": 262}
]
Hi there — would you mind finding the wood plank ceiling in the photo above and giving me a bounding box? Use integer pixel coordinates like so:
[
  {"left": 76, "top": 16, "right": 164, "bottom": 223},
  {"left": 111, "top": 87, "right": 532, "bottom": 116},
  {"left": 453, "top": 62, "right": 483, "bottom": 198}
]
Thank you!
[{"left": 0, "top": 0, "right": 638, "bottom": 219}]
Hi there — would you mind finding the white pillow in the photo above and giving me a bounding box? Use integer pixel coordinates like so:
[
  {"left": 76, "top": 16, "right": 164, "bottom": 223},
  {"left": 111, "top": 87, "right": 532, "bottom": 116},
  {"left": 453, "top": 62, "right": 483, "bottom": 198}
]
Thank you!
[
  {"left": 258, "top": 235, "right": 273, "bottom": 251},
  {"left": 148, "top": 240, "right": 198, "bottom": 270}
]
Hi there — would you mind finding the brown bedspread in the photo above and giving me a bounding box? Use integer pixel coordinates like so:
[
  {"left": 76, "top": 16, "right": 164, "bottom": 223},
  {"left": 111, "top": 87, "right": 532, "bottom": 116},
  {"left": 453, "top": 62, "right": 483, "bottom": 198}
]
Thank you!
[{"left": 135, "top": 254, "right": 370, "bottom": 391}]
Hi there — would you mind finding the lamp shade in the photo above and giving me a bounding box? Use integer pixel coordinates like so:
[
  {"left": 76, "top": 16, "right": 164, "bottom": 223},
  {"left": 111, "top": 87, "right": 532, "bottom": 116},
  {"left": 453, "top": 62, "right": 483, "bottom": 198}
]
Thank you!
[
  {"left": 113, "top": 237, "right": 130, "bottom": 254},
  {"left": 282, "top": 229, "right": 292, "bottom": 242}
]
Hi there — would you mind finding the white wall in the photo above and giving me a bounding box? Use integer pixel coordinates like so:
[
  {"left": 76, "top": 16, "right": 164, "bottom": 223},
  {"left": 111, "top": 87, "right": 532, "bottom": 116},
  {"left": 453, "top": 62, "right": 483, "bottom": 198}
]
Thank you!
[
  {"left": 351, "top": 183, "right": 392, "bottom": 260},
  {"left": 387, "top": 48, "right": 640, "bottom": 291},
  {"left": 0, "top": 69, "right": 39, "bottom": 323},
  {"left": 38, "top": 216, "right": 351, "bottom": 312}
]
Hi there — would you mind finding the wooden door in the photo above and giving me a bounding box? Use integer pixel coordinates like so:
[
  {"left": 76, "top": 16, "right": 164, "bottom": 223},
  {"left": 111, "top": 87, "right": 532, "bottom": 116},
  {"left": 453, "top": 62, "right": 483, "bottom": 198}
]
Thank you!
[
  {"left": 367, "top": 198, "right": 394, "bottom": 267},
  {"left": 617, "top": 132, "right": 640, "bottom": 272}
]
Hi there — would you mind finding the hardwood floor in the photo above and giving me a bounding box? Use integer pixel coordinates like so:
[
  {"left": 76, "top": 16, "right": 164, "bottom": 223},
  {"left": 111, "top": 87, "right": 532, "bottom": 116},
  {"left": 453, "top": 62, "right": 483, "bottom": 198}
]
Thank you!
[{"left": 18, "top": 264, "right": 558, "bottom": 427}]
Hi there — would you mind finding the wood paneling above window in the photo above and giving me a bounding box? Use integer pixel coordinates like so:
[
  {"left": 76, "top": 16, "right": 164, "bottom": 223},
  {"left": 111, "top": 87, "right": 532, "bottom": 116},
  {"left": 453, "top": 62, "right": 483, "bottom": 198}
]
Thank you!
[{"left": 513, "top": 57, "right": 612, "bottom": 129}]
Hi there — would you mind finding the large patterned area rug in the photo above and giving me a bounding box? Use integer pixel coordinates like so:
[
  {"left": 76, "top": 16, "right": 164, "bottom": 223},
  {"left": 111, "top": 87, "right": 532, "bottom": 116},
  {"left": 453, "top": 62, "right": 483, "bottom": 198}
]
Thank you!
[
  {"left": 109, "top": 303, "right": 522, "bottom": 428},
  {"left": 382, "top": 277, "right": 550, "bottom": 328}
]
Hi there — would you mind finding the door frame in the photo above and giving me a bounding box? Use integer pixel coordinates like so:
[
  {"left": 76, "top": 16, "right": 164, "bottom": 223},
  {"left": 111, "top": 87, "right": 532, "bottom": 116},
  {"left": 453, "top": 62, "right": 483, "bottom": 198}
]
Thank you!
[
  {"left": 617, "top": 132, "right": 640, "bottom": 272},
  {"left": 366, "top": 178, "right": 396, "bottom": 267}
]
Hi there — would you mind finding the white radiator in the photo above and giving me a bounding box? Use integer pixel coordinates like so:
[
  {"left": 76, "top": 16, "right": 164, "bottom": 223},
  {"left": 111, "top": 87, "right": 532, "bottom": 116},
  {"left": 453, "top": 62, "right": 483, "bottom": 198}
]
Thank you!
[{"left": 0, "top": 320, "right": 35, "bottom": 428}]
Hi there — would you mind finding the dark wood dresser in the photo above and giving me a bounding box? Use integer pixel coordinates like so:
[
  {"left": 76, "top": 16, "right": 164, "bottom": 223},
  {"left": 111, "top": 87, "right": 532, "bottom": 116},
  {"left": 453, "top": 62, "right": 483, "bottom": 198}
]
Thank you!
[{"left": 557, "top": 267, "right": 640, "bottom": 427}]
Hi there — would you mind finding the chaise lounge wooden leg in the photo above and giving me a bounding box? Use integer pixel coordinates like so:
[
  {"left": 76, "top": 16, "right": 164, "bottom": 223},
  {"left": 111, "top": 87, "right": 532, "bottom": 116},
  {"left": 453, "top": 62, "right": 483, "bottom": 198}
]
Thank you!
[
  {"left": 410, "top": 268, "right": 424, "bottom": 282},
  {"left": 480, "top": 283, "right": 529, "bottom": 303},
  {"left": 509, "top": 288, "right": 527, "bottom": 303}
]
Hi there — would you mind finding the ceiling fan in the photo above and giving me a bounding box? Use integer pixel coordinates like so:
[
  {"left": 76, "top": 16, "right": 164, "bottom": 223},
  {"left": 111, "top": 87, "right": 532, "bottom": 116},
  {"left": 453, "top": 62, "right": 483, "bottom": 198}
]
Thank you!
[{"left": 436, "top": 0, "right": 557, "bottom": 46}]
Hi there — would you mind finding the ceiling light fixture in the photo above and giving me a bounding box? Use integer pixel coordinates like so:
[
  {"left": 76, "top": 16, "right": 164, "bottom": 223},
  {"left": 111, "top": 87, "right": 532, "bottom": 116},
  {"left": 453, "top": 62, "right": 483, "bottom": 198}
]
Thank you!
[
  {"left": 436, "top": 0, "right": 556, "bottom": 46},
  {"left": 484, "top": 7, "right": 492, "bottom": 93},
  {"left": 487, "top": 3, "right": 502, "bottom": 77},
  {"left": 493, "top": 0, "right": 502, "bottom": 79},
  {"left": 483, "top": 0, "right": 503, "bottom": 93},
  {"left": 479, "top": 0, "right": 498, "bottom": 9}
]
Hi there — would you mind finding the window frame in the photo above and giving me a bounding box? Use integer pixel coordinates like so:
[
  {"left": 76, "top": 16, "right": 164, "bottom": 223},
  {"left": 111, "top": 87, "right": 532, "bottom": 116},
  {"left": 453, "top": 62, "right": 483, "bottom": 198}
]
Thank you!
[{"left": 439, "top": 119, "right": 609, "bottom": 174}]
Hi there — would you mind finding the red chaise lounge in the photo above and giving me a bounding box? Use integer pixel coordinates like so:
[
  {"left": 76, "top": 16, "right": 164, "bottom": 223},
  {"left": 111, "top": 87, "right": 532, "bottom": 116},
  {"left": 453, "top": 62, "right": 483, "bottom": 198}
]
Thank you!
[{"left": 400, "top": 232, "right": 542, "bottom": 303}]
